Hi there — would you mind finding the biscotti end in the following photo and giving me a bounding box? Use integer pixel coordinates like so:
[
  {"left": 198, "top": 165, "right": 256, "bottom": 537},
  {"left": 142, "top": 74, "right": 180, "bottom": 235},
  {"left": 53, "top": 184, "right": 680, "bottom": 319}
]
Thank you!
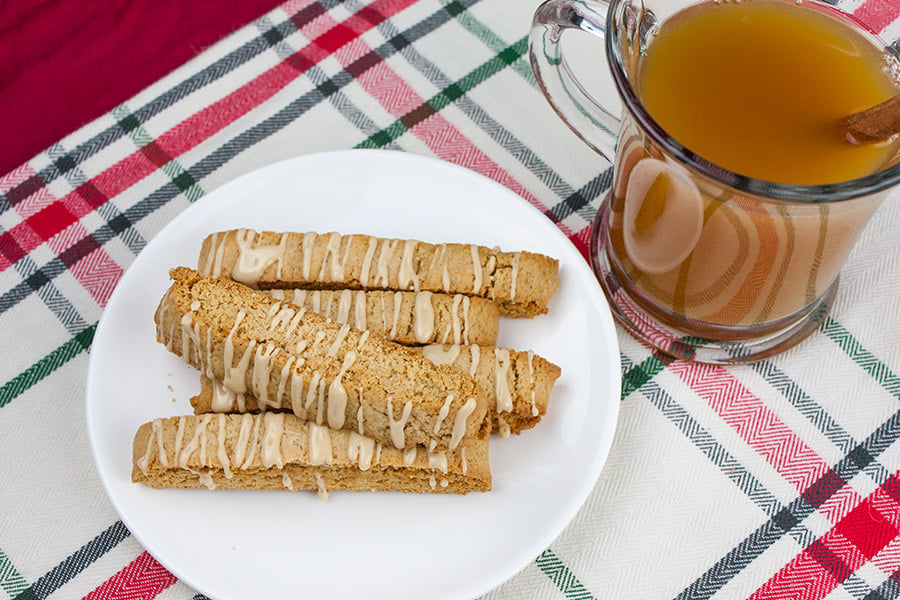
[{"left": 491, "top": 252, "right": 560, "bottom": 318}]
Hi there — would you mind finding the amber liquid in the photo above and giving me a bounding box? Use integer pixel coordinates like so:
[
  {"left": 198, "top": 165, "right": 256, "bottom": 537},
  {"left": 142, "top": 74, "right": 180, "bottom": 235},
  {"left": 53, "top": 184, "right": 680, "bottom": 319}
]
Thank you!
[
  {"left": 607, "top": 0, "right": 899, "bottom": 329},
  {"left": 637, "top": 0, "right": 899, "bottom": 185}
]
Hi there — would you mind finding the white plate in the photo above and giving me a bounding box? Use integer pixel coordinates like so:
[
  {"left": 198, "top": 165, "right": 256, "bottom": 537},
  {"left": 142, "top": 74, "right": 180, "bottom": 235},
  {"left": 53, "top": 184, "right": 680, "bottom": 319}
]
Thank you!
[{"left": 86, "top": 149, "right": 620, "bottom": 600}]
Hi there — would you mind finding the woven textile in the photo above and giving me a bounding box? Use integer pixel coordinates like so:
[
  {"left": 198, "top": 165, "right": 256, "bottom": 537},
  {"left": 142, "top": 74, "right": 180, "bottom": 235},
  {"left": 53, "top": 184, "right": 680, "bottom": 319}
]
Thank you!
[{"left": 2, "top": 1, "right": 900, "bottom": 598}]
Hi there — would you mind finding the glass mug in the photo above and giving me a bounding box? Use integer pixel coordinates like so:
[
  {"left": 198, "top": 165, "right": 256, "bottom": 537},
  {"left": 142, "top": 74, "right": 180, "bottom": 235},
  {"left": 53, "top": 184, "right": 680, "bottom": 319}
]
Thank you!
[{"left": 530, "top": 0, "right": 900, "bottom": 363}]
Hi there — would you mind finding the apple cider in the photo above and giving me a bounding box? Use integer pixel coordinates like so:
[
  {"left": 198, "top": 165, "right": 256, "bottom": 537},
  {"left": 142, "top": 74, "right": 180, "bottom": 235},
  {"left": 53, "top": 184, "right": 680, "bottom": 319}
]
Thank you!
[{"left": 607, "top": 0, "right": 900, "bottom": 329}]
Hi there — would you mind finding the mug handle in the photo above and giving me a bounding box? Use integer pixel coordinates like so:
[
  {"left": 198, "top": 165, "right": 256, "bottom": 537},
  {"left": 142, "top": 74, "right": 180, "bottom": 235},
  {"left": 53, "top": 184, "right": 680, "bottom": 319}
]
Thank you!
[{"left": 529, "top": 0, "right": 620, "bottom": 162}]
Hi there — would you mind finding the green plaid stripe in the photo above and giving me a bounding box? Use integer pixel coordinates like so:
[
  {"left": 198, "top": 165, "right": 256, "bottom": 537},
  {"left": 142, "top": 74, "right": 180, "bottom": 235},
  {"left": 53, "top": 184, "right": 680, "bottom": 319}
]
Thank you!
[{"left": 0, "top": 323, "right": 95, "bottom": 409}]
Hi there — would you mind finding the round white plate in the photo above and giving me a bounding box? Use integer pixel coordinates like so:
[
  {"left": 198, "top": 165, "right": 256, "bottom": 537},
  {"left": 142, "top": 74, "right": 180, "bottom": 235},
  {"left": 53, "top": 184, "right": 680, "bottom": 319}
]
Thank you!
[{"left": 86, "top": 149, "right": 620, "bottom": 600}]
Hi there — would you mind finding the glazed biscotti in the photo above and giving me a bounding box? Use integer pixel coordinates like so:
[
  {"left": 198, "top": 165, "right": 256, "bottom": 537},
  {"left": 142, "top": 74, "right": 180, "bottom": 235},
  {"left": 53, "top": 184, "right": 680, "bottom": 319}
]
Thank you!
[
  {"left": 191, "top": 343, "right": 561, "bottom": 436},
  {"left": 261, "top": 288, "right": 499, "bottom": 346},
  {"left": 416, "top": 344, "right": 561, "bottom": 437},
  {"left": 154, "top": 267, "right": 490, "bottom": 452},
  {"left": 197, "top": 229, "right": 560, "bottom": 318},
  {"left": 132, "top": 413, "right": 491, "bottom": 495}
]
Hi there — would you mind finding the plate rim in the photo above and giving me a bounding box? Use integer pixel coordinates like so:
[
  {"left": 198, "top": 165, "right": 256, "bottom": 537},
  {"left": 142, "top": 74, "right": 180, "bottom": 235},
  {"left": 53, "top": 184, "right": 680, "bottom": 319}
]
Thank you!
[{"left": 85, "top": 148, "right": 621, "bottom": 600}]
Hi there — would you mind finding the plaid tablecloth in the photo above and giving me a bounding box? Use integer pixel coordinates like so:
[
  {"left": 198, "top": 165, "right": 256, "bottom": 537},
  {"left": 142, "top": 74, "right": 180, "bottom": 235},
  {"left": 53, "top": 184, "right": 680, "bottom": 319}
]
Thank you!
[{"left": 2, "top": 1, "right": 900, "bottom": 598}]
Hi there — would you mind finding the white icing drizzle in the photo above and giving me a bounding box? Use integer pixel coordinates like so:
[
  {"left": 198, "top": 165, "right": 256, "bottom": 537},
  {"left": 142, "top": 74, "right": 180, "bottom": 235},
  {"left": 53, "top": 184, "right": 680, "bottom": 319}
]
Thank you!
[
  {"left": 470, "top": 245, "right": 482, "bottom": 294},
  {"left": 261, "top": 412, "right": 285, "bottom": 468},
  {"left": 232, "top": 229, "right": 285, "bottom": 287},
  {"left": 283, "top": 472, "right": 294, "bottom": 490},
  {"left": 398, "top": 239, "right": 419, "bottom": 291},
  {"left": 266, "top": 302, "right": 296, "bottom": 334},
  {"left": 389, "top": 291, "right": 403, "bottom": 340},
  {"left": 273, "top": 356, "right": 295, "bottom": 410},
  {"left": 440, "top": 478, "right": 449, "bottom": 488},
  {"left": 212, "top": 233, "right": 227, "bottom": 277},
  {"left": 347, "top": 432, "right": 376, "bottom": 471},
  {"left": 180, "top": 308, "right": 200, "bottom": 365},
  {"left": 469, "top": 344, "right": 481, "bottom": 378},
  {"left": 137, "top": 418, "right": 163, "bottom": 475},
  {"left": 301, "top": 232, "right": 316, "bottom": 280},
  {"left": 357, "top": 329, "right": 370, "bottom": 350},
  {"left": 326, "top": 351, "right": 357, "bottom": 430},
  {"left": 233, "top": 414, "right": 254, "bottom": 469},
  {"left": 223, "top": 310, "right": 248, "bottom": 393},
  {"left": 200, "top": 232, "right": 219, "bottom": 275},
  {"left": 413, "top": 291, "right": 435, "bottom": 343},
  {"left": 360, "top": 236, "right": 378, "bottom": 287},
  {"left": 375, "top": 239, "right": 400, "bottom": 287},
  {"left": 269, "top": 289, "right": 285, "bottom": 300},
  {"left": 204, "top": 328, "right": 214, "bottom": 379},
  {"left": 494, "top": 348, "right": 513, "bottom": 413},
  {"left": 421, "top": 344, "right": 461, "bottom": 366},
  {"left": 315, "top": 472, "right": 329, "bottom": 500},
  {"left": 357, "top": 404, "right": 365, "bottom": 435},
  {"left": 460, "top": 447, "right": 468, "bottom": 475},
  {"left": 339, "top": 234, "right": 354, "bottom": 281},
  {"left": 336, "top": 290, "right": 352, "bottom": 324},
  {"left": 526, "top": 350, "right": 538, "bottom": 417},
  {"left": 202, "top": 232, "right": 227, "bottom": 277},
  {"left": 387, "top": 396, "right": 413, "bottom": 449},
  {"left": 311, "top": 330, "right": 327, "bottom": 350},
  {"left": 174, "top": 417, "right": 186, "bottom": 468},
  {"left": 497, "top": 415, "right": 511, "bottom": 439},
  {"left": 402, "top": 446, "right": 417, "bottom": 466},
  {"left": 308, "top": 423, "right": 333, "bottom": 466},
  {"left": 461, "top": 296, "right": 471, "bottom": 345},
  {"left": 317, "top": 232, "right": 345, "bottom": 282},
  {"left": 304, "top": 371, "right": 323, "bottom": 416},
  {"left": 434, "top": 393, "right": 454, "bottom": 434},
  {"left": 486, "top": 255, "right": 497, "bottom": 299},
  {"left": 353, "top": 291, "right": 367, "bottom": 330},
  {"left": 427, "top": 450, "right": 448, "bottom": 474},
  {"left": 240, "top": 413, "right": 263, "bottom": 469},
  {"left": 431, "top": 243, "right": 451, "bottom": 291},
  {"left": 211, "top": 379, "right": 240, "bottom": 412},
  {"left": 510, "top": 252, "right": 521, "bottom": 301},
  {"left": 251, "top": 343, "right": 278, "bottom": 410},
  {"left": 216, "top": 414, "right": 233, "bottom": 479},
  {"left": 290, "top": 368, "right": 306, "bottom": 419},
  {"left": 327, "top": 324, "right": 351, "bottom": 357},
  {"left": 449, "top": 398, "right": 478, "bottom": 450},
  {"left": 284, "top": 308, "right": 306, "bottom": 339},
  {"left": 198, "top": 472, "right": 216, "bottom": 490}
]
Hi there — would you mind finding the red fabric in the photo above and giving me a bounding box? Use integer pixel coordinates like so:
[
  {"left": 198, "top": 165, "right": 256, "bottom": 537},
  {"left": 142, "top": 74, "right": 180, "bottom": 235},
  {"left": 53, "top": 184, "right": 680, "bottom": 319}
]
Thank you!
[{"left": 0, "top": 0, "right": 283, "bottom": 175}]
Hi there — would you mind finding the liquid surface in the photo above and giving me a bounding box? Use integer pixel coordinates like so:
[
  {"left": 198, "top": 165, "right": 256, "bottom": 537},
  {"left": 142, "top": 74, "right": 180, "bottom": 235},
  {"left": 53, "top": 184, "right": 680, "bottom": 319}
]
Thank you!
[{"left": 637, "top": 0, "right": 899, "bottom": 185}]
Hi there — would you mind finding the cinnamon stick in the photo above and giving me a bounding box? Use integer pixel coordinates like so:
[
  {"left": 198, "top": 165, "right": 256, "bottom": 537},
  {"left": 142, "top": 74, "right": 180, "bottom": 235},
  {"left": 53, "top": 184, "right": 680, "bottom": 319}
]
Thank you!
[{"left": 844, "top": 94, "right": 900, "bottom": 144}]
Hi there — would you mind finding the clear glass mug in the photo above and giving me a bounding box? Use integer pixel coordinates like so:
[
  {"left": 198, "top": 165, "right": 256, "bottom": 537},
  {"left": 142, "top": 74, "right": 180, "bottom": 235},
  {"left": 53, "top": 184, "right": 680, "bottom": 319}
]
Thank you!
[{"left": 529, "top": 0, "right": 900, "bottom": 363}]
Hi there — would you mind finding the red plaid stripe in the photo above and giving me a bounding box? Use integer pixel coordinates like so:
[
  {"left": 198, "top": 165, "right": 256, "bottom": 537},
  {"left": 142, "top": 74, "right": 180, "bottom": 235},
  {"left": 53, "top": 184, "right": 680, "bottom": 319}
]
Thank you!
[
  {"left": 854, "top": 0, "right": 900, "bottom": 33},
  {"left": 671, "top": 362, "right": 862, "bottom": 523},
  {"left": 749, "top": 472, "right": 900, "bottom": 599},
  {"left": 84, "top": 552, "right": 178, "bottom": 600}
]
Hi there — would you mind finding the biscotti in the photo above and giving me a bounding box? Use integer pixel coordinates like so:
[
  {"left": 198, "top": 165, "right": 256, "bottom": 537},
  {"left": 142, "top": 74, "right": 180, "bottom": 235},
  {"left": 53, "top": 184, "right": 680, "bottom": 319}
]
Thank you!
[
  {"left": 132, "top": 414, "right": 491, "bottom": 495},
  {"left": 261, "top": 288, "right": 499, "bottom": 346},
  {"left": 197, "top": 229, "right": 560, "bottom": 318},
  {"left": 191, "top": 343, "right": 561, "bottom": 436},
  {"left": 416, "top": 344, "right": 561, "bottom": 437},
  {"left": 155, "top": 267, "right": 490, "bottom": 452}
]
